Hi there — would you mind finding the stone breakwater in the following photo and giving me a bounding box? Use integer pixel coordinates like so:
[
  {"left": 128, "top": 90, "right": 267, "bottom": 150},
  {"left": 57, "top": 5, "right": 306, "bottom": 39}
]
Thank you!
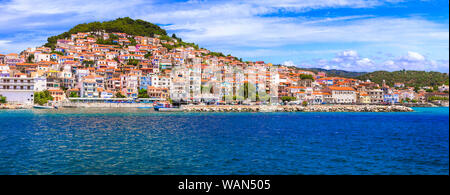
[
  {"left": 182, "top": 105, "right": 414, "bottom": 112},
  {"left": 0, "top": 104, "right": 32, "bottom": 109}
]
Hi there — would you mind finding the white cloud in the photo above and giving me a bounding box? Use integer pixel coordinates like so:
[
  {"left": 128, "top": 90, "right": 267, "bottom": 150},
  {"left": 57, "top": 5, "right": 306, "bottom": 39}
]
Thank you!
[
  {"left": 0, "top": 0, "right": 447, "bottom": 72},
  {"left": 283, "top": 60, "right": 295, "bottom": 66},
  {"left": 0, "top": 40, "right": 12, "bottom": 47},
  {"left": 237, "top": 0, "right": 394, "bottom": 10},
  {"left": 313, "top": 50, "right": 449, "bottom": 72},
  {"left": 402, "top": 51, "right": 426, "bottom": 61}
]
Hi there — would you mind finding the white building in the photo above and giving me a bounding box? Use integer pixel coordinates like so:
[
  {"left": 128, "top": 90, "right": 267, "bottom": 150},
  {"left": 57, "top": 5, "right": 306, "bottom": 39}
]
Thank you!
[
  {"left": 326, "top": 86, "right": 356, "bottom": 104},
  {"left": 80, "top": 75, "right": 99, "bottom": 98},
  {"left": 170, "top": 77, "right": 188, "bottom": 101},
  {"left": 0, "top": 77, "right": 35, "bottom": 105},
  {"left": 151, "top": 75, "right": 171, "bottom": 89},
  {"left": 34, "top": 77, "right": 47, "bottom": 91},
  {"left": 35, "top": 53, "right": 51, "bottom": 62},
  {"left": 438, "top": 85, "right": 449, "bottom": 92}
]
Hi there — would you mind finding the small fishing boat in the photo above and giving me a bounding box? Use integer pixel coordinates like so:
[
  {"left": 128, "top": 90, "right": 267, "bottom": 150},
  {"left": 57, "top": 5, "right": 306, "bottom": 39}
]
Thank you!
[
  {"left": 153, "top": 102, "right": 182, "bottom": 112},
  {"left": 33, "top": 105, "right": 56, "bottom": 109}
]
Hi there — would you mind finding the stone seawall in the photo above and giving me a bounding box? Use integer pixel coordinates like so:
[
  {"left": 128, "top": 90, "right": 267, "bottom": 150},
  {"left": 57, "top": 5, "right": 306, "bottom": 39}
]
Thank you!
[
  {"left": 182, "top": 105, "right": 414, "bottom": 112},
  {"left": 59, "top": 102, "right": 154, "bottom": 108},
  {"left": 0, "top": 104, "right": 32, "bottom": 109}
]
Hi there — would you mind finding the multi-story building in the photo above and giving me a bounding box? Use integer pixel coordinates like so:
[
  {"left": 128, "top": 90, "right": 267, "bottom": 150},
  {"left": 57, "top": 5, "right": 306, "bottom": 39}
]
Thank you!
[
  {"left": 48, "top": 88, "right": 65, "bottom": 102},
  {"left": 358, "top": 93, "right": 371, "bottom": 104},
  {"left": 0, "top": 76, "right": 35, "bottom": 104},
  {"left": 384, "top": 93, "right": 400, "bottom": 104},
  {"left": 139, "top": 75, "right": 152, "bottom": 90},
  {"left": 368, "top": 89, "right": 384, "bottom": 104},
  {"left": 147, "top": 86, "right": 169, "bottom": 99},
  {"left": 80, "top": 75, "right": 99, "bottom": 98},
  {"left": 325, "top": 86, "right": 356, "bottom": 104}
]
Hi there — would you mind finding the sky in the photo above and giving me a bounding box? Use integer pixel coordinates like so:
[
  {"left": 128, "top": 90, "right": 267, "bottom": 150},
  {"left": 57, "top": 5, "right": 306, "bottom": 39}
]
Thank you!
[{"left": 0, "top": 0, "right": 448, "bottom": 72}]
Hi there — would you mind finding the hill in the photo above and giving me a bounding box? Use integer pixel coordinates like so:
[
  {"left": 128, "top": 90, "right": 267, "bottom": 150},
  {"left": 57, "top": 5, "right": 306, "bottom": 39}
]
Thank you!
[
  {"left": 300, "top": 68, "right": 367, "bottom": 78},
  {"left": 356, "top": 70, "right": 449, "bottom": 87},
  {"left": 44, "top": 17, "right": 168, "bottom": 48},
  {"left": 41, "top": 18, "right": 448, "bottom": 89}
]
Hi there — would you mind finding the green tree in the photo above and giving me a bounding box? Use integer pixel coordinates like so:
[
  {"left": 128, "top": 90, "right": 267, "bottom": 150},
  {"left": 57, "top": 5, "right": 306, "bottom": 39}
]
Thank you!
[
  {"left": 126, "top": 59, "right": 139, "bottom": 66},
  {"left": 34, "top": 90, "right": 54, "bottom": 105},
  {"left": 50, "top": 51, "right": 64, "bottom": 56},
  {"left": 302, "top": 101, "right": 308, "bottom": 106},
  {"left": 356, "top": 70, "right": 449, "bottom": 88},
  {"left": 144, "top": 52, "right": 152, "bottom": 59},
  {"left": 82, "top": 60, "right": 95, "bottom": 67},
  {"left": 128, "top": 37, "right": 137, "bottom": 46},
  {"left": 281, "top": 96, "right": 296, "bottom": 102},
  {"left": 428, "top": 96, "right": 449, "bottom": 101},
  {"left": 27, "top": 54, "right": 35, "bottom": 63},
  {"left": 115, "top": 92, "right": 126, "bottom": 98},
  {"left": 69, "top": 92, "right": 79, "bottom": 98},
  {"left": 0, "top": 95, "right": 6, "bottom": 103},
  {"left": 433, "top": 85, "right": 439, "bottom": 91},
  {"left": 208, "top": 52, "right": 225, "bottom": 57},
  {"left": 138, "top": 89, "right": 150, "bottom": 98},
  {"left": 300, "top": 74, "right": 314, "bottom": 81},
  {"left": 109, "top": 34, "right": 119, "bottom": 40},
  {"left": 45, "top": 17, "right": 168, "bottom": 48}
]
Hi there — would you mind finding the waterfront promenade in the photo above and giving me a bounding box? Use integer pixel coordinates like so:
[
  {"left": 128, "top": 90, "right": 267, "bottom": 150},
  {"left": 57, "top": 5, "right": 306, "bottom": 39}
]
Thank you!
[
  {"left": 0, "top": 103, "right": 426, "bottom": 112},
  {"left": 182, "top": 105, "right": 414, "bottom": 112}
]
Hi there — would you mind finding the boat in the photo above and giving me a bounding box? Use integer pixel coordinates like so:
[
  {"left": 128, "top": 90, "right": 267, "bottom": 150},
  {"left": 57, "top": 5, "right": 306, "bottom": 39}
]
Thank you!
[
  {"left": 33, "top": 105, "right": 56, "bottom": 109},
  {"left": 153, "top": 102, "right": 182, "bottom": 112},
  {"left": 155, "top": 107, "right": 183, "bottom": 112}
]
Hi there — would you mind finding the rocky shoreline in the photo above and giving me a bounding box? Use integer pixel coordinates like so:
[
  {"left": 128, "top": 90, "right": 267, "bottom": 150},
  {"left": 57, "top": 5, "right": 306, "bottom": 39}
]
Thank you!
[
  {"left": 182, "top": 105, "right": 415, "bottom": 112},
  {"left": 0, "top": 104, "right": 32, "bottom": 109}
]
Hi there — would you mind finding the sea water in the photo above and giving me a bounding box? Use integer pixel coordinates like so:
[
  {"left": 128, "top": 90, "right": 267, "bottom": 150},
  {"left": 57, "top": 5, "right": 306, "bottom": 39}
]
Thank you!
[{"left": 0, "top": 107, "right": 448, "bottom": 175}]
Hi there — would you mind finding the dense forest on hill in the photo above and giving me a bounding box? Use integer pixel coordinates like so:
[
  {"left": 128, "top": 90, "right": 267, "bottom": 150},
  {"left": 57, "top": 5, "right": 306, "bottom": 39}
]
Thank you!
[
  {"left": 356, "top": 70, "right": 449, "bottom": 87},
  {"left": 44, "top": 17, "right": 167, "bottom": 48},
  {"left": 289, "top": 66, "right": 448, "bottom": 88}
]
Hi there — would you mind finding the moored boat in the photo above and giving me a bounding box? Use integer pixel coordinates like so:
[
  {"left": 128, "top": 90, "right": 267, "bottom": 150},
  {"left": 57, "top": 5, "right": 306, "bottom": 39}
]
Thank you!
[
  {"left": 153, "top": 102, "right": 182, "bottom": 112},
  {"left": 33, "top": 105, "right": 56, "bottom": 109},
  {"left": 155, "top": 107, "right": 183, "bottom": 112}
]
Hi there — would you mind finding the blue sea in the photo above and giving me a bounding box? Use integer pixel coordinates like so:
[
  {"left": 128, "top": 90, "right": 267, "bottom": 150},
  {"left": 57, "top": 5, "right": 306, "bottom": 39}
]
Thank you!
[{"left": 0, "top": 107, "right": 448, "bottom": 175}]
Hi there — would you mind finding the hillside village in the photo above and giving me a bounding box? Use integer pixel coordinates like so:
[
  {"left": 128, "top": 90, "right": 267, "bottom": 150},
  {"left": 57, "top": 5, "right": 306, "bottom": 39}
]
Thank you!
[{"left": 0, "top": 24, "right": 449, "bottom": 107}]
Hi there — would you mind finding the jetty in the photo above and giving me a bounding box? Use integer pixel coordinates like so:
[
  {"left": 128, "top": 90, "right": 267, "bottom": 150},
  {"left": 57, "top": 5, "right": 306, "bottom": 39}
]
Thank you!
[{"left": 182, "top": 105, "right": 414, "bottom": 112}]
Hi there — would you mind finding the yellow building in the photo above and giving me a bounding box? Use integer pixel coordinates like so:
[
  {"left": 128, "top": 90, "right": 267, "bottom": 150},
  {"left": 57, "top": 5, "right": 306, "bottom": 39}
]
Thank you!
[{"left": 358, "top": 93, "right": 371, "bottom": 104}]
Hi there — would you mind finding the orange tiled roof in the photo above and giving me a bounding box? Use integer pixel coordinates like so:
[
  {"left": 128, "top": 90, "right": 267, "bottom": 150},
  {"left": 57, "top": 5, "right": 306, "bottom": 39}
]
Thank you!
[{"left": 328, "top": 86, "right": 355, "bottom": 91}]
